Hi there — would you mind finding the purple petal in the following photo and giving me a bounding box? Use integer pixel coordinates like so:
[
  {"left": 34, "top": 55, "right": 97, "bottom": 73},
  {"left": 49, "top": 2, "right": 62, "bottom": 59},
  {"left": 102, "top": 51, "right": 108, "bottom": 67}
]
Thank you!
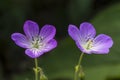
[
  {"left": 25, "top": 48, "right": 44, "bottom": 58},
  {"left": 11, "top": 33, "right": 30, "bottom": 48},
  {"left": 91, "top": 48, "right": 109, "bottom": 54},
  {"left": 91, "top": 34, "right": 113, "bottom": 54},
  {"left": 68, "top": 24, "right": 93, "bottom": 53},
  {"left": 23, "top": 20, "right": 39, "bottom": 39},
  {"left": 79, "top": 22, "right": 96, "bottom": 41},
  {"left": 39, "top": 25, "right": 56, "bottom": 42},
  {"left": 25, "top": 39, "right": 57, "bottom": 58},
  {"left": 68, "top": 24, "right": 80, "bottom": 41},
  {"left": 75, "top": 41, "right": 87, "bottom": 53},
  {"left": 76, "top": 41, "right": 92, "bottom": 54},
  {"left": 42, "top": 39, "right": 57, "bottom": 52}
]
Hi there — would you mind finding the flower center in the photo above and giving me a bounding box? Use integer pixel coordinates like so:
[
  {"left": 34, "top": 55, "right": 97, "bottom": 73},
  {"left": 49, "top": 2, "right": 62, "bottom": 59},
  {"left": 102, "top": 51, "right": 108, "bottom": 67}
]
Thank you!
[
  {"left": 33, "top": 40, "right": 39, "bottom": 48},
  {"left": 83, "top": 39, "right": 93, "bottom": 50},
  {"left": 32, "top": 37, "right": 43, "bottom": 49}
]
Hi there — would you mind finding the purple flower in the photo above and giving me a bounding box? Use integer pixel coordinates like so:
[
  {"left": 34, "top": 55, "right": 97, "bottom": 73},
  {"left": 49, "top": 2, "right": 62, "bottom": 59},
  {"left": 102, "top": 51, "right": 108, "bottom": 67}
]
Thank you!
[
  {"left": 11, "top": 20, "right": 57, "bottom": 58},
  {"left": 68, "top": 22, "right": 113, "bottom": 54}
]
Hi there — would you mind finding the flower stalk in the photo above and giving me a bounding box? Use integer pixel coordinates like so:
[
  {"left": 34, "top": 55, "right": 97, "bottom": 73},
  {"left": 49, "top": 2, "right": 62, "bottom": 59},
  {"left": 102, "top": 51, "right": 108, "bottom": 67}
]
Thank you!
[
  {"left": 34, "top": 58, "right": 39, "bottom": 80},
  {"left": 74, "top": 52, "right": 85, "bottom": 80},
  {"left": 33, "top": 58, "right": 48, "bottom": 80}
]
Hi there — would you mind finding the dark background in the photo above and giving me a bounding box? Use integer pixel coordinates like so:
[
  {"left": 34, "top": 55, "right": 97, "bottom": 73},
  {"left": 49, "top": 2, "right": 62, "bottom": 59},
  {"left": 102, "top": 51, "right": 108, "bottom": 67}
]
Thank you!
[{"left": 0, "top": 0, "right": 120, "bottom": 80}]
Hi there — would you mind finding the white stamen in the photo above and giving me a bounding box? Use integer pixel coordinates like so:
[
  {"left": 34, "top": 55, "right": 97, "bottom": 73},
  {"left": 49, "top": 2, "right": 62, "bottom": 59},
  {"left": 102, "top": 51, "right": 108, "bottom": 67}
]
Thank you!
[
  {"left": 31, "top": 37, "right": 44, "bottom": 49},
  {"left": 83, "top": 39, "right": 93, "bottom": 50}
]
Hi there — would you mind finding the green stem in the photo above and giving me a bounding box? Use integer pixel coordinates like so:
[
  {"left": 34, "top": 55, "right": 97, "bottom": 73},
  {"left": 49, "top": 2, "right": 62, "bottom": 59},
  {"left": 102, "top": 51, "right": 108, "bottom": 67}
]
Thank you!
[
  {"left": 74, "top": 52, "right": 84, "bottom": 80},
  {"left": 78, "top": 52, "right": 84, "bottom": 66},
  {"left": 34, "top": 58, "right": 48, "bottom": 80},
  {"left": 35, "top": 58, "right": 39, "bottom": 80}
]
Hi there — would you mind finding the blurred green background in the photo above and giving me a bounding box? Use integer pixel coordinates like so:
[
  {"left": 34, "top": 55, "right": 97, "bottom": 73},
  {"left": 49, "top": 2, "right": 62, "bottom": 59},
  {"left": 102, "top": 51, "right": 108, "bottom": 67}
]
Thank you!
[{"left": 0, "top": 0, "right": 120, "bottom": 80}]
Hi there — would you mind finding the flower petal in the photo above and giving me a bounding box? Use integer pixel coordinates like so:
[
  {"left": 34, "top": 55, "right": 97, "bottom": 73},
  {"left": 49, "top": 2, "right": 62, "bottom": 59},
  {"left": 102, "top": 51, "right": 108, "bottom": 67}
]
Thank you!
[
  {"left": 11, "top": 33, "right": 30, "bottom": 48},
  {"left": 91, "top": 34, "right": 113, "bottom": 54},
  {"left": 68, "top": 24, "right": 93, "bottom": 53},
  {"left": 23, "top": 20, "right": 39, "bottom": 39},
  {"left": 76, "top": 41, "right": 92, "bottom": 54},
  {"left": 79, "top": 22, "right": 96, "bottom": 41},
  {"left": 25, "top": 39, "right": 57, "bottom": 58},
  {"left": 25, "top": 48, "right": 44, "bottom": 58},
  {"left": 42, "top": 39, "right": 57, "bottom": 52},
  {"left": 68, "top": 24, "right": 80, "bottom": 41},
  {"left": 75, "top": 41, "right": 85, "bottom": 52},
  {"left": 91, "top": 48, "right": 109, "bottom": 54},
  {"left": 39, "top": 25, "right": 56, "bottom": 42}
]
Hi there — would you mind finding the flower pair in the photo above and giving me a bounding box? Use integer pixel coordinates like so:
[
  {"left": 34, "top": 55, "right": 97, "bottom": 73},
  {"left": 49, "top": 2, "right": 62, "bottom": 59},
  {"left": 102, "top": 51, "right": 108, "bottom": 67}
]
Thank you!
[{"left": 11, "top": 20, "right": 113, "bottom": 58}]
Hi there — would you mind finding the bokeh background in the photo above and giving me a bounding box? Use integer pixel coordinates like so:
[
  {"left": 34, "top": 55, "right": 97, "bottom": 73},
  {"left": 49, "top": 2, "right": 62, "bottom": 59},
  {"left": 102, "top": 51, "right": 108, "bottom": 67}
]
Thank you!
[{"left": 0, "top": 0, "right": 120, "bottom": 80}]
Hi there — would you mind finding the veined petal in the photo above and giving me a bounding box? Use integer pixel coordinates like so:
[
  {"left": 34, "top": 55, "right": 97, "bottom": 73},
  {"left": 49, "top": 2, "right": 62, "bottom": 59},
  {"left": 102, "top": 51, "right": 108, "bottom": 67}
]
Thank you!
[
  {"left": 76, "top": 41, "right": 92, "bottom": 54},
  {"left": 93, "top": 34, "right": 113, "bottom": 48},
  {"left": 25, "top": 48, "right": 44, "bottom": 58},
  {"left": 68, "top": 24, "right": 80, "bottom": 41},
  {"left": 25, "top": 39, "right": 57, "bottom": 58},
  {"left": 11, "top": 33, "right": 30, "bottom": 48},
  {"left": 23, "top": 20, "right": 39, "bottom": 39},
  {"left": 76, "top": 41, "right": 86, "bottom": 52},
  {"left": 79, "top": 22, "right": 96, "bottom": 42},
  {"left": 39, "top": 25, "right": 56, "bottom": 42},
  {"left": 42, "top": 39, "right": 57, "bottom": 52},
  {"left": 91, "top": 34, "right": 113, "bottom": 54},
  {"left": 91, "top": 48, "right": 109, "bottom": 54}
]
